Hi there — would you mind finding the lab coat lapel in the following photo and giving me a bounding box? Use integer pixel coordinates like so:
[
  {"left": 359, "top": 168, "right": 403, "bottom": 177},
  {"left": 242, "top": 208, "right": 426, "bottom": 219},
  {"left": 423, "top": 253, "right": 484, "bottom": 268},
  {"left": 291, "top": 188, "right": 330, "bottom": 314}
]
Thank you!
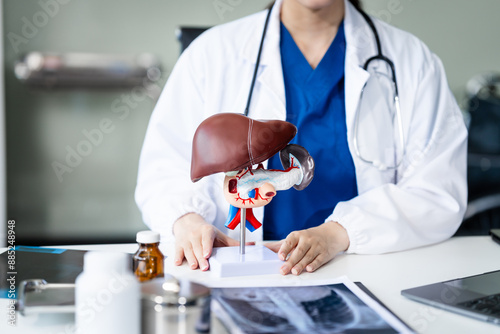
[
  {"left": 241, "top": 0, "right": 286, "bottom": 121},
  {"left": 343, "top": 0, "right": 372, "bottom": 134}
]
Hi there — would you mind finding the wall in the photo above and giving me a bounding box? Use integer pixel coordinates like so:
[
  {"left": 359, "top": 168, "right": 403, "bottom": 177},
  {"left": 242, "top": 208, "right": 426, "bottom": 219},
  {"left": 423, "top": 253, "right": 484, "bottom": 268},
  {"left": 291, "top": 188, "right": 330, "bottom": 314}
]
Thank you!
[
  {"left": 363, "top": 0, "right": 500, "bottom": 105},
  {"left": 3, "top": 0, "right": 270, "bottom": 244},
  {"left": 3, "top": 0, "right": 499, "bottom": 244}
]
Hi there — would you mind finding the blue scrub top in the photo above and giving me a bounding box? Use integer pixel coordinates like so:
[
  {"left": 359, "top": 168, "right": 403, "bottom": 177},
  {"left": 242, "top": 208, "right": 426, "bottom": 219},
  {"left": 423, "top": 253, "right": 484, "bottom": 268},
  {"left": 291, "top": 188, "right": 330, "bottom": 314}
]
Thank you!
[{"left": 263, "top": 21, "right": 358, "bottom": 240}]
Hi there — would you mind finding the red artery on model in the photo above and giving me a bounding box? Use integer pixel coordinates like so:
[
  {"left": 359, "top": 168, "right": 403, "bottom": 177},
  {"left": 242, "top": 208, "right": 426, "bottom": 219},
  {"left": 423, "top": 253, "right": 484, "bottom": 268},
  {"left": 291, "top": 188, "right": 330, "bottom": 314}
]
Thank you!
[{"left": 225, "top": 207, "right": 262, "bottom": 232}]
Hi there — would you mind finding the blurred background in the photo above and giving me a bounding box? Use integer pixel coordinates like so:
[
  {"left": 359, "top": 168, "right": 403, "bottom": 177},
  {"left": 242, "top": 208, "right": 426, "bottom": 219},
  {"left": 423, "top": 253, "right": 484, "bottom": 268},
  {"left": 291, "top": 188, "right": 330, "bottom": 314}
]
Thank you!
[{"left": 1, "top": 0, "right": 500, "bottom": 246}]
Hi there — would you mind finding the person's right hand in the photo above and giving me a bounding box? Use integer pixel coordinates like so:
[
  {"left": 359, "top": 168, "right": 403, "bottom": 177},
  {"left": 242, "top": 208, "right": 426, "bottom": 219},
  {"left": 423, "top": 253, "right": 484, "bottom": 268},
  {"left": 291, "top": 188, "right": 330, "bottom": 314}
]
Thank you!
[{"left": 173, "top": 213, "right": 245, "bottom": 271}]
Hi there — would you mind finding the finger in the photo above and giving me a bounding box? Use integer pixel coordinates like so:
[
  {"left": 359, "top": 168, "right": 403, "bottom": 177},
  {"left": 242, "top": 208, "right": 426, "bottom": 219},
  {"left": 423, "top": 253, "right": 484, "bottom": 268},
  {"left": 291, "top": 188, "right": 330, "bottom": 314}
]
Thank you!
[
  {"left": 219, "top": 238, "right": 255, "bottom": 247},
  {"left": 183, "top": 244, "right": 198, "bottom": 270},
  {"left": 191, "top": 240, "right": 209, "bottom": 271},
  {"left": 198, "top": 257, "right": 209, "bottom": 271},
  {"left": 174, "top": 246, "right": 184, "bottom": 266},
  {"left": 214, "top": 232, "right": 238, "bottom": 247},
  {"left": 215, "top": 230, "right": 244, "bottom": 247},
  {"left": 278, "top": 232, "right": 300, "bottom": 261},
  {"left": 213, "top": 229, "right": 256, "bottom": 248},
  {"left": 264, "top": 241, "right": 283, "bottom": 253},
  {"left": 290, "top": 248, "right": 318, "bottom": 275},
  {"left": 201, "top": 230, "right": 215, "bottom": 259},
  {"left": 305, "top": 253, "right": 329, "bottom": 273},
  {"left": 281, "top": 241, "right": 311, "bottom": 275}
]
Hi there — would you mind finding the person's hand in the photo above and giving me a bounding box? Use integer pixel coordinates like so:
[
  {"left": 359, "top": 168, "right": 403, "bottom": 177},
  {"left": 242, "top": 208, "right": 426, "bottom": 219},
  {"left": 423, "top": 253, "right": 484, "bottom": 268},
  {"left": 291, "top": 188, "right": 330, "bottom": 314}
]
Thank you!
[
  {"left": 266, "top": 221, "right": 349, "bottom": 275},
  {"left": 173, "top": 213, "right": 253, "bottom": 271}
]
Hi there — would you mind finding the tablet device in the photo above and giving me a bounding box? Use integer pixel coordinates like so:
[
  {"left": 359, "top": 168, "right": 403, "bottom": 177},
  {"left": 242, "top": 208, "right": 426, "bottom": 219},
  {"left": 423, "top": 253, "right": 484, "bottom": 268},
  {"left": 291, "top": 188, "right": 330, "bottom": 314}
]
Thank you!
[{"left": 401, "top": 270, "right": 500, "bottom": 325}]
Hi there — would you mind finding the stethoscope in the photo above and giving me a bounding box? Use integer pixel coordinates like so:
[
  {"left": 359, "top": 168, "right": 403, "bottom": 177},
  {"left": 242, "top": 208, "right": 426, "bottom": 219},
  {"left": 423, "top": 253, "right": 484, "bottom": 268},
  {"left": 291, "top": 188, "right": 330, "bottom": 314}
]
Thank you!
[{"left": 244, "top": 4, "right": 405, "bottom": 171}]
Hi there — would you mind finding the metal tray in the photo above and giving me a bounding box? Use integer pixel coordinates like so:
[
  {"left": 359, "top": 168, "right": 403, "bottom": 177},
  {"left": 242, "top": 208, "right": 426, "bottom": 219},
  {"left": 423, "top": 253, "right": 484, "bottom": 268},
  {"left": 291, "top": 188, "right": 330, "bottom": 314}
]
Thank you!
[{"left": 17, "top": 279, "right": 75, "bottom": 316}]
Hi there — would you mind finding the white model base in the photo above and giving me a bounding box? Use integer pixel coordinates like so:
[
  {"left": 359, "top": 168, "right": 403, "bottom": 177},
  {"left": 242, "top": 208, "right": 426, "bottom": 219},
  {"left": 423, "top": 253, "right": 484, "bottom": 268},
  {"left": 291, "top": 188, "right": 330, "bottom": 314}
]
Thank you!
[{"left": 209, "top": 245, "right": 282, "bottom": 277}]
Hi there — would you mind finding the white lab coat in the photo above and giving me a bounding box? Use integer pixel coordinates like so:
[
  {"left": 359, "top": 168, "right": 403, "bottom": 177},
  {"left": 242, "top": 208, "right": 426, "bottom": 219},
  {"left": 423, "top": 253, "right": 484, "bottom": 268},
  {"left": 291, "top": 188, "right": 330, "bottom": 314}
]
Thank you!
[{"left": 135, "top": 0, "right": 467, "bottom": 254}]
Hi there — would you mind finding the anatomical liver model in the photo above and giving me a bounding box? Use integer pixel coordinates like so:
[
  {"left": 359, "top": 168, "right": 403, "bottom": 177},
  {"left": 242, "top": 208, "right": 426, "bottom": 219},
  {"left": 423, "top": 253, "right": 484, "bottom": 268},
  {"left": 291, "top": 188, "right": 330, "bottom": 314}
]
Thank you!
[{"left": 190, "top": 113, "right": 314, "bottom": 276}]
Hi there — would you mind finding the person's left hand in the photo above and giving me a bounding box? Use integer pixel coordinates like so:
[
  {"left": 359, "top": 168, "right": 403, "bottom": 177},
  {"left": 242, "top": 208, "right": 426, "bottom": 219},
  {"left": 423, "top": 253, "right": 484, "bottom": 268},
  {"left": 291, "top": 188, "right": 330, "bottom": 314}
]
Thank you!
[{"left": 265, "top": 221, "right": 349, "bottom": 275}]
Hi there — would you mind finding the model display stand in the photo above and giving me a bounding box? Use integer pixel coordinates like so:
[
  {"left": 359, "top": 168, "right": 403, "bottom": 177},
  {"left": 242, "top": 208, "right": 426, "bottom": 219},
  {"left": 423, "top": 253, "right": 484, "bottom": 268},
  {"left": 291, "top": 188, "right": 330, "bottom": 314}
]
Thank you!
[
  {"left": 191, "top": 113, "right": 315, "bottom": 277},
  {"left": 209, "top": 245, "right": 282, "bottom": 277}
]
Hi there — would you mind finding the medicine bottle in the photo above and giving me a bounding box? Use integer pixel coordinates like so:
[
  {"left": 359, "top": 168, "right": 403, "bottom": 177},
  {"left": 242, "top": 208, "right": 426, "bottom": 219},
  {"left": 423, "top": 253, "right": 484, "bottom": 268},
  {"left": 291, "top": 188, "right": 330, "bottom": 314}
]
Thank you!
[
  {"left": 75, "top": 251, "right": 140, "bottom": 334},
  {"left": 133, "top": 230, "right": 165, "bottom": 282}
]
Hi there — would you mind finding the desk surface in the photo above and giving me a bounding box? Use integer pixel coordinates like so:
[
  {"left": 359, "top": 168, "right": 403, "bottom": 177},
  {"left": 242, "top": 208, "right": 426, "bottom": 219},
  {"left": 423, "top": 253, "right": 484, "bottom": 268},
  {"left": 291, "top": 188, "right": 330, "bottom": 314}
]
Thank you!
[{"left": 2, "top": 236, "right": 500, "bottom": 334}]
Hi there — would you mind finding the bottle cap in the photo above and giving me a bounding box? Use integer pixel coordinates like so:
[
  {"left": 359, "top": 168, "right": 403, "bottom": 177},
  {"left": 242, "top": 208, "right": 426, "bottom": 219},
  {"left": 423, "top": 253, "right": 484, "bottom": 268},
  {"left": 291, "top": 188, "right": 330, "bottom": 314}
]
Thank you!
[
  {"left": 137, "top": 230, "right": 160, "bottom": 244},
  {"left": 83, "top": 251, "right": 129, "bottom": 274}
]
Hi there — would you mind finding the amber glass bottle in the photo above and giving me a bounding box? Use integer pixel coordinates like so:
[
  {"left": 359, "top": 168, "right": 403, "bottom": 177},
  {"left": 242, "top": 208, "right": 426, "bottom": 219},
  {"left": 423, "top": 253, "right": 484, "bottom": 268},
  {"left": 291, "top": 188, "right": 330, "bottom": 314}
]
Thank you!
[{"left": 133, "top": 231, "right": 164, "bottom": 282}]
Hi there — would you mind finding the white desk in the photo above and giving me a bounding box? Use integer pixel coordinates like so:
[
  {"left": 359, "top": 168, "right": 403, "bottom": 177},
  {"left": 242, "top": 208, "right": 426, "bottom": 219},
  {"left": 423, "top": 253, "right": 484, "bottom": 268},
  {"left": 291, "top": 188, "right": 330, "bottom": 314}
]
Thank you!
[{"left": 2, "top": 236, "right": 500, "bottom": 334}]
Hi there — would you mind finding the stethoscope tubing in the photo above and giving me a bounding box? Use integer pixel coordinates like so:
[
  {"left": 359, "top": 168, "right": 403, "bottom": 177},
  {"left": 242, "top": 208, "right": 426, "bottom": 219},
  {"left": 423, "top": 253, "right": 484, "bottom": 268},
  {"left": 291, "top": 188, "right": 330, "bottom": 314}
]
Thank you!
[
  {"left": 244, "top": 4, "right": 274, "bottom": 117},
  {"left": 245, "top": 3, "right": 405, "bottom": 171}
]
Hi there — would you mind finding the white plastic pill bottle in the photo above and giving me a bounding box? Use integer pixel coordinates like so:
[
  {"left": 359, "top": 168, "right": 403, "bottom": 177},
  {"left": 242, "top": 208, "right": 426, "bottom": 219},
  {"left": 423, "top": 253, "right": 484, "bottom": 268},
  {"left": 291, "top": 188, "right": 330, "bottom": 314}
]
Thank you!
[{"left": 75, "top": 251, "right": 140, "bottom": 334}]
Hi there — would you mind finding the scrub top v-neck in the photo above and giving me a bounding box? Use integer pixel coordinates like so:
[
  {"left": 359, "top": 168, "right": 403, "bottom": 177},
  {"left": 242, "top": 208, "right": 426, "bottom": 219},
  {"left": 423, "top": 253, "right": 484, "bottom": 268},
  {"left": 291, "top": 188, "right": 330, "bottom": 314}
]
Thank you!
[{"left": 263, "top": 21, "right": 358, "bottom": 240}]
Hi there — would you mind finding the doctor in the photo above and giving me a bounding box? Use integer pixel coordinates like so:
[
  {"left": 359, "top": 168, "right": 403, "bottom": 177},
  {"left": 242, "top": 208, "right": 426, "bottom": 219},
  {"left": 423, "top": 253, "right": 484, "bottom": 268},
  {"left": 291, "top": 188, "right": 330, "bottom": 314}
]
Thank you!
[{"left": 135, "top": 0, "right": 467, "bottom": 275}]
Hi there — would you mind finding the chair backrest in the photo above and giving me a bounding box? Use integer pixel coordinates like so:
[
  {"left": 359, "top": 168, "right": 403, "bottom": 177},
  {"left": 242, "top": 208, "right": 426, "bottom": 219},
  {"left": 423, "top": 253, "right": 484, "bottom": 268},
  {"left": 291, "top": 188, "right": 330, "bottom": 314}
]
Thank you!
[
  {"left": 466, "top": 73, "right": 500, "bottom": 200},
  {"left": 468, "top": 97, "right": 500, "bottom": 155},
  {"left": 175, "top": 27, "right": 210, "bottom": 54},
  {"left": 457, "top": 73, "right": 500, "bottom": 235}
]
